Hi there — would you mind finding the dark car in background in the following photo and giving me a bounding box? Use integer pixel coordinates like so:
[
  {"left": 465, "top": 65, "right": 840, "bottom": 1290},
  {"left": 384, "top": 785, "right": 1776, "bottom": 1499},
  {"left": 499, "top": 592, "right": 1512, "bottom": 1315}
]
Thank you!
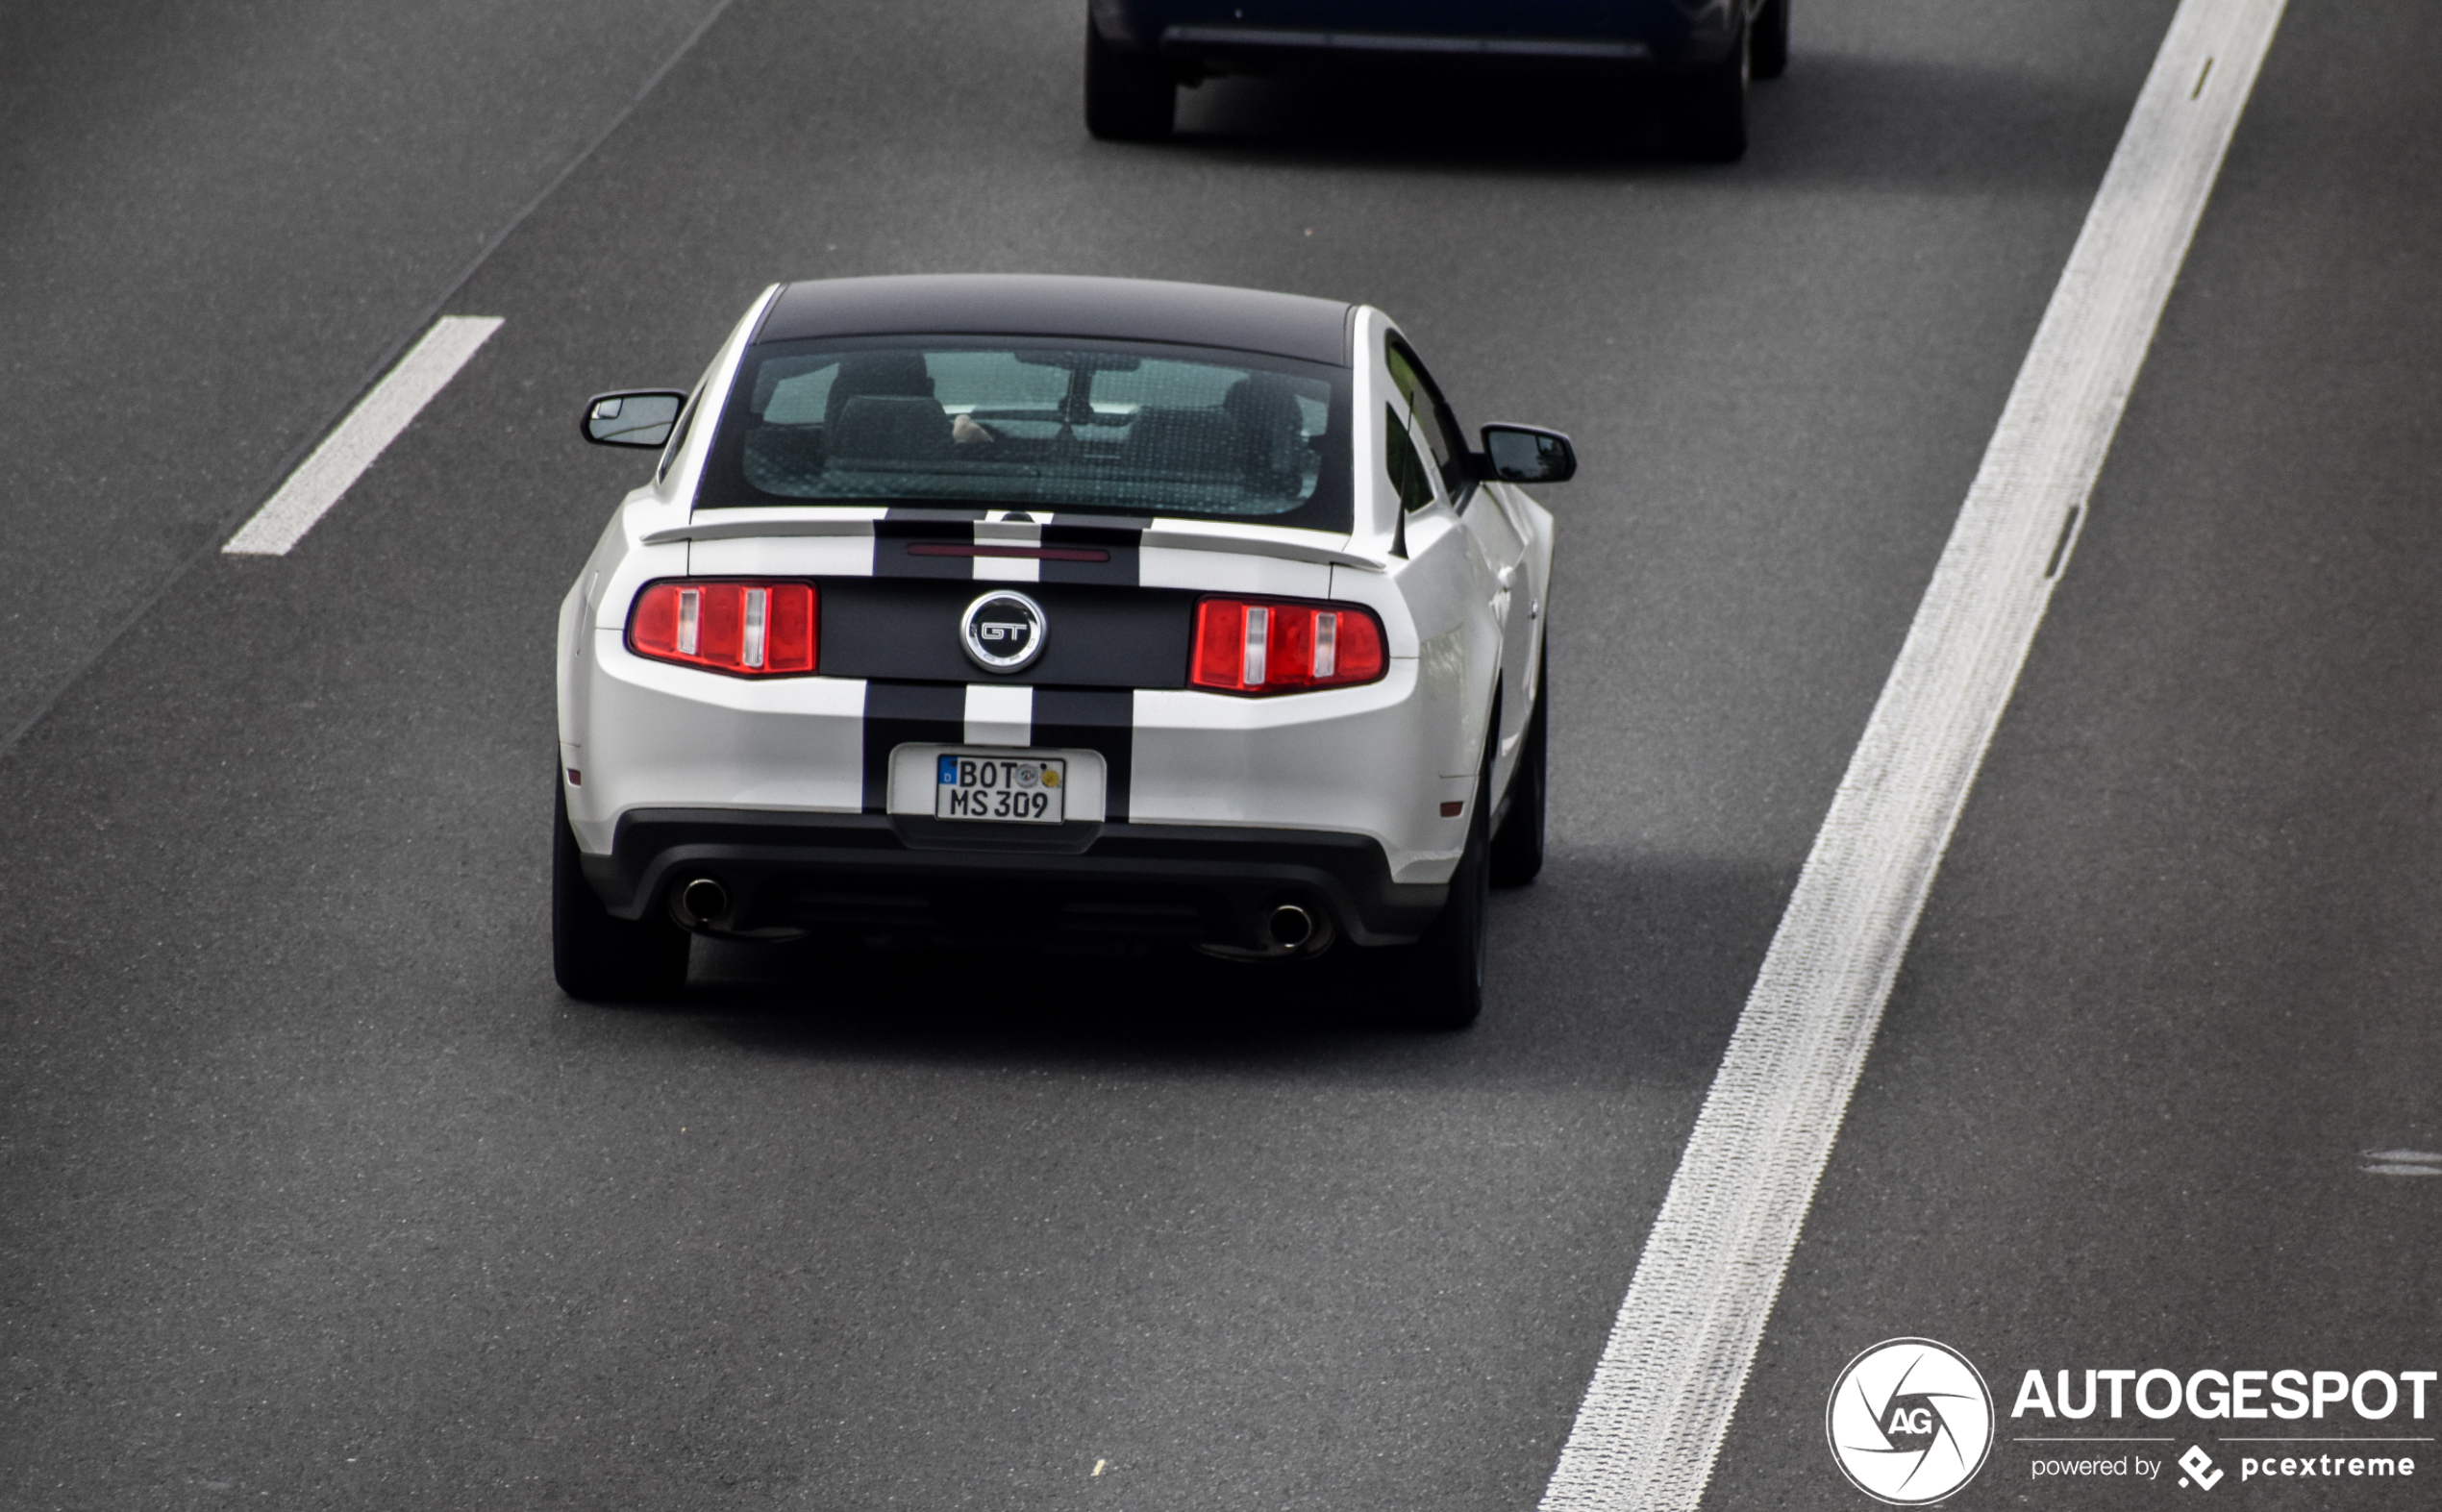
[{"left": 1085, "top": 0, "right": 1788, "bottom": 159}]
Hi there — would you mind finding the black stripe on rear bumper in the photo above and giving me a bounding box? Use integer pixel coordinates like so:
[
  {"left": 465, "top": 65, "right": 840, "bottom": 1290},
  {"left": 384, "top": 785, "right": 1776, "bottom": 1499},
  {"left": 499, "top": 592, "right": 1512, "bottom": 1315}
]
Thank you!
[
  {"left": 1034, "top": 686, "right": 1134, "bottom": 823},
  {"left": 860, "top": 681, "right": 962, "bottom": 812}
]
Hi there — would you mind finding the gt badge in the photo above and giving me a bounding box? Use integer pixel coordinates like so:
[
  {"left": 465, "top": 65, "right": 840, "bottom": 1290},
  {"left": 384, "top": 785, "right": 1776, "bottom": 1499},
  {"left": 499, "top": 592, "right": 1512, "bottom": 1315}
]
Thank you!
[{"left": 959, "top": 590, "right": 1047, "bottom": 673}]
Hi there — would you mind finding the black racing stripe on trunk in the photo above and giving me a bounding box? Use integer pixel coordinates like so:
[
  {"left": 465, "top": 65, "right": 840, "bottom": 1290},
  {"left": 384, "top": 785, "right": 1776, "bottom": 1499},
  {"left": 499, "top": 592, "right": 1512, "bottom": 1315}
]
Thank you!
[
  {"left": 1037, "top": 522, "right": 1143, "bottom": 586},
  {"left": 861, "top": 681, "right": 965, "bottom": 812},
  {"left": 818, "top": 579, "right": 1194, "bottom": 687},
  {"left": 873, "top": 515, "right": 985, "bottom": 579},
  {"left": 866, "top": 515, "right": 1148, "bottom": 584},
  {"left": 1033, "top": 687, "right": 1134, "bottom": 823}
]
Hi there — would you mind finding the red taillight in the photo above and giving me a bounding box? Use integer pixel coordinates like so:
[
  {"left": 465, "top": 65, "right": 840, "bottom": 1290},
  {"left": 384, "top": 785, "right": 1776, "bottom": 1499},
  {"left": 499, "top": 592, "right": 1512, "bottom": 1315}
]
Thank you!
[
  {"left": 1189, "top": 597, "right": 1386, "bottom": 695},
  {"left": 628, "top": 581, "right": 816, "bottom": 676}
]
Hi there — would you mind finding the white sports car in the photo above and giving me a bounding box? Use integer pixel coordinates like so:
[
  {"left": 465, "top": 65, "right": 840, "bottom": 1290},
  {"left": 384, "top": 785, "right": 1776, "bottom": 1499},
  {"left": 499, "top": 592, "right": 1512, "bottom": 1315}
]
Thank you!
[{"left": 555, "top": 275, "right": 1570, "bottom": 1027}]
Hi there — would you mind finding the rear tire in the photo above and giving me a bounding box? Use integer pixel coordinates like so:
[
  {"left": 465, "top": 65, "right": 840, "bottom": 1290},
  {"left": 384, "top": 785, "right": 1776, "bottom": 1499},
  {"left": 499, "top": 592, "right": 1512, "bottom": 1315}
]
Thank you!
[
  {"left": 1084, "top": 22, "right": 1176, "bottom": 141},
  {"left": 1395, "top": 759, "right": 1491, "bottom": 1030},
  {"left": 1751, "top": 0, "right": 1789, "bottom": 81},
  {"left": 1489, "top": 650, "right": 1548, "bottom": 888},
  {"left": 552, "top": 781, "right": 689, "bottom": 1002},
  {"left": 1675, "top": 12, "right": 1750, "bottom": 161}
]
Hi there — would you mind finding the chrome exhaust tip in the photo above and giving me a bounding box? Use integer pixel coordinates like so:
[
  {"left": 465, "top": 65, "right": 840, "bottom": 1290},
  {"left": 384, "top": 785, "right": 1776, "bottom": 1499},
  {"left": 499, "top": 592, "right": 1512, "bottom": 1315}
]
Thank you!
[
  {"left": 1197, "top": 901, "right": 1333, "bottom": 961},
  {"left": 1265, "top": 903, "right": 1315, "bottom": 952},
  {"left": 675, "top": 877, "right": 729, "bottom": 929}
]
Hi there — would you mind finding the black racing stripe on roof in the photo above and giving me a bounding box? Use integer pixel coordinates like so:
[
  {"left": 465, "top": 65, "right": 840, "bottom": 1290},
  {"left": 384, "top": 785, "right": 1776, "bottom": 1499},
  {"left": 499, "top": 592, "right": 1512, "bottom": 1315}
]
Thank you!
[{"left": 756, "top": 275, "right": 1354, "bottom": 366}]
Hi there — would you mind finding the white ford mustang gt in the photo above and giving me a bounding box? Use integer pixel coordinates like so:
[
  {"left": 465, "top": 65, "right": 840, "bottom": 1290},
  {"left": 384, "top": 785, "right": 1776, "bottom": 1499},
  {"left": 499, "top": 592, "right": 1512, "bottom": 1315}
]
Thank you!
[{"left": 555, "top": 275, "right": 1571, "bottom": 1027}]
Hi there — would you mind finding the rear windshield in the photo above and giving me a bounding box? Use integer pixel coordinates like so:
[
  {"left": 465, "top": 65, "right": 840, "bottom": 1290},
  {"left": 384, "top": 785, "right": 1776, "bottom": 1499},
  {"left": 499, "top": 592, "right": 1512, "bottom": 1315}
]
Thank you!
[{"left": 694, "top": 336, "right": 1352, "bottom": 531}]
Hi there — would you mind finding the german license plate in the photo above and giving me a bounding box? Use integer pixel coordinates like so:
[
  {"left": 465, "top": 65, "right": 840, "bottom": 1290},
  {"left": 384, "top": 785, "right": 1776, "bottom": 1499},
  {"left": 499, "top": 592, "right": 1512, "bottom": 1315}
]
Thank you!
[{"left": 934, "top": 753, "right": 1065, "bottom": 824}]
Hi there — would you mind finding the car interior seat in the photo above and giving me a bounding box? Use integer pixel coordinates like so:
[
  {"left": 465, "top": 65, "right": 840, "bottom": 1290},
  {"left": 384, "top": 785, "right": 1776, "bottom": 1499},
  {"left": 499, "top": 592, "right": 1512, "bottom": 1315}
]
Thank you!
[
  {"left": 1121, "top": 406, "right": 1239, "bottom": 478},
  {"left": 828, "top": 394, "right": 954, "bottom": 463},
  {"left": 1222, "top": 374, "right": 1308, "bottom": 497},
  {"left": 824, "top": 352, "right": 937, "bottom": 433}
]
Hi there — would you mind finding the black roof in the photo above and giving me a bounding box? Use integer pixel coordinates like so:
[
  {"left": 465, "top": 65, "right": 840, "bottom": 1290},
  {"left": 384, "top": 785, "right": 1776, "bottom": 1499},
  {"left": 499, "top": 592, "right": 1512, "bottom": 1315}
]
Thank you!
[{"left": 754, "top": 274, "right": 1354, "bottom": 365}]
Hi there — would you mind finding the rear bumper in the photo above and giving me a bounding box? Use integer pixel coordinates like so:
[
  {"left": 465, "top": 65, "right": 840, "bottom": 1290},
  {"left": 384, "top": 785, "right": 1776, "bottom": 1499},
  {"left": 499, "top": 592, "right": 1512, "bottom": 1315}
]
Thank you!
[
  {"left": 1159, "top": 25, "right": 1657, "bottom": 74},
  {"left": 1090, "top": 1, "right": 1737, "bottom": 76},
  {"left": 585, "top": 807, "right": 1448, "bottom": 949}
]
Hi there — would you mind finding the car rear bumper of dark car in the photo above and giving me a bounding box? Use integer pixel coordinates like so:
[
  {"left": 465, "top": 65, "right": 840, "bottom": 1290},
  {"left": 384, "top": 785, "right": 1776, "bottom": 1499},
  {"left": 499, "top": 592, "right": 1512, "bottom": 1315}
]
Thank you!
[
  {"left": 1163, "top": 25, "right": 1657, "bottom": 73},
  {"left": 583, "top": 808, "right": 1448, "bottom": 949},
  {"left": 1092, "top": 0, "right": 1733, "bottom": 77}
]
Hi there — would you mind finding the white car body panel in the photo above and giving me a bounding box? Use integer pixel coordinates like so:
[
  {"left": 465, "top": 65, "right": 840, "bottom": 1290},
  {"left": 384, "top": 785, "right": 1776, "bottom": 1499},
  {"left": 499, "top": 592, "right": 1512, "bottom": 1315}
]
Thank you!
[{"left": 574, "top": 645, "right": 867, "bottom": 854}]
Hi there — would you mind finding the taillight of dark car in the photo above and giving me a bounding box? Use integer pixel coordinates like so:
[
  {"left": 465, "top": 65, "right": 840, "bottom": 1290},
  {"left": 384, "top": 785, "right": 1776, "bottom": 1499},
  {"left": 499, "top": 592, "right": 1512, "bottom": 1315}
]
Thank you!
[
  {"left": 1189, "top": 597, "right": 1385, "bottom": 695},
  {"left": 628, "top": 581, "right": 816, "bottom": 675}
]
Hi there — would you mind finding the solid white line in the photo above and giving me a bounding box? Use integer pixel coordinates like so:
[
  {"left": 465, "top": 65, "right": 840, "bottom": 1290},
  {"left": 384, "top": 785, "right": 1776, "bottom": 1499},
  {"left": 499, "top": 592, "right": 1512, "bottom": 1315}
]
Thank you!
[
  {"left": 1537, "top": 4, "right": 2288, "bottom": 1509},
  {"left": 222, "top": 316, "right": 504, "bottom": 556}
]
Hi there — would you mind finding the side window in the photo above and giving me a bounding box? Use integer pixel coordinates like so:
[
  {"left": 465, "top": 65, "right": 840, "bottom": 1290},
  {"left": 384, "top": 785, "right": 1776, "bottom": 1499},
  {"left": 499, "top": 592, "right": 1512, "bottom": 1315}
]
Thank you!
[
  {"left": 1386, "top": 405, "right": 1436, "bottom": 513},
  {"left": 1385, "top": 337, "right": 1467, "bottom": 482}
]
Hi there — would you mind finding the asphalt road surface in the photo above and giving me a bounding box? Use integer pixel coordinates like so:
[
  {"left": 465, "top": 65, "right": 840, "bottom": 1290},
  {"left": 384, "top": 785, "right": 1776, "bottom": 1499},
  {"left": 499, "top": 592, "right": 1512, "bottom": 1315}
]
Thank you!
[{"left": 3, "top": 1, "right": 2436, "bottom": 1509}]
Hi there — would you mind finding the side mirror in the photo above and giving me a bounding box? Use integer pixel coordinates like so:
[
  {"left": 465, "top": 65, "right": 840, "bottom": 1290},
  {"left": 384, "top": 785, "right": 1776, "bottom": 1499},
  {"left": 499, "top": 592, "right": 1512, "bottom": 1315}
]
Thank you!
[
  {"left": 1477, "top": 424, "right": 1577, "bottom": 484},
  {"left": 582, "top": 390, "right": 688, "bottom": 448}
]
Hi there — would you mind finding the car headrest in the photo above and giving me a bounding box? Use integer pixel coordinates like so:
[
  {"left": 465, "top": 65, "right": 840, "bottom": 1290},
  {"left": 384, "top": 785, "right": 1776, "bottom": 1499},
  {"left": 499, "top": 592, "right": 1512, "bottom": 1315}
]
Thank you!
[
  {"left": 1122, "top": 406, "right": 1238, "bottom": 473},
  {"left": 1223, "top": 375, "right": 1308, "bottom": 496},
  {"left": 824, "top": 352, "right": 937, "bottom": 432},
  {"left": 827, "top": 394, "right": 952, "bottom": 463}
]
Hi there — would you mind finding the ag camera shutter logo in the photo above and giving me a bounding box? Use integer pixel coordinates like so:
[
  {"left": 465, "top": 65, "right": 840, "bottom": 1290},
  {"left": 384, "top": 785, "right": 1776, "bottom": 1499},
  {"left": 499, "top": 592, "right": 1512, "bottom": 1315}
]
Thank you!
[{"left": 1827, "top": 1338, "right": 1996, "bottom": 1504}]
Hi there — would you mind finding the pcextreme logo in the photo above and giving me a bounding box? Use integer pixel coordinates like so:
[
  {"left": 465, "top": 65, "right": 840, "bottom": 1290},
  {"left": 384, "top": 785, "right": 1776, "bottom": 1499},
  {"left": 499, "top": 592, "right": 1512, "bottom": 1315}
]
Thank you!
[
  {"left": 1827, "top": 1338, "right": 1997, "bottom": 1504},
  {"left": 2178, "top": 1445, "right": 2223, "bottom": 1489}
]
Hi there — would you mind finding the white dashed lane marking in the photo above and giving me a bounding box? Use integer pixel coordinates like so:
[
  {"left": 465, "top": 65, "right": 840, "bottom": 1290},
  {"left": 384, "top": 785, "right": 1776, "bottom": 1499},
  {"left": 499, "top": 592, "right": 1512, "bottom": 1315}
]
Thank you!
[
  {"left": 223, "top": 315, "right": 503, "bottom": 557},
  {"left": 2360, "top": 1150, "right": 2442, "bottom": 1177},
  {"left": 1536, "top": 2, "right": 2293, "bottom": 1508}
]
